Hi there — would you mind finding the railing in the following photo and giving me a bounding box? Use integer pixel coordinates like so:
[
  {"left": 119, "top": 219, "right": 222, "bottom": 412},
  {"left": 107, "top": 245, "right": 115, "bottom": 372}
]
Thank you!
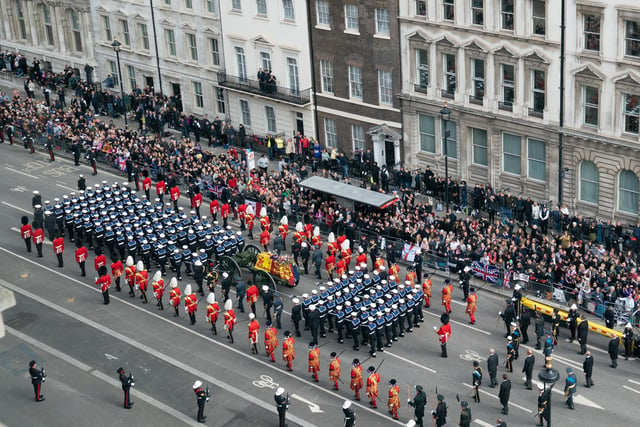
[
  {"left": 441, "top": 89, "right": 454, "bottom": 99},
  {"left": 468, "top": 95, "right": 483, "bottom": 105},
  {"left": 528, "top": 107, "right": 544, "bottom": 118},
  {"left": 498, "top": 101, "right": 513, "bottom": 111},
  {"left": 217, "top": 72, "right": 311, "bottom": 105},
  {"left": 414, "top": 84, "right": 428, "bottom": 94}
]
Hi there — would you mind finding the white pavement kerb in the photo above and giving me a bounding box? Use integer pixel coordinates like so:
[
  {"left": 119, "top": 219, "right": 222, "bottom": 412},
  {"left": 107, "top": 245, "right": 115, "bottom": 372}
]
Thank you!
[{"left": 0, "top": 278, "right": 318, "bottom": 427}]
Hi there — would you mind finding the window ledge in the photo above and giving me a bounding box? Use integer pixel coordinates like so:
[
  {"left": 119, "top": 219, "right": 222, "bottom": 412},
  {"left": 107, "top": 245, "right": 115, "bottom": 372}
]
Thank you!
[
  {"left": 344, "top": 29, "right": 360, "bottom": 36},
  {"left": 470, "top": 163, "right": 488, "bottom": 169},
  {"left": 280, "top": 19, "right": 297, "bottom": 26},
  {"left": 255, "top": 15, "right": 269, "bottom": 20},
  {"left": 229, "top": 9, "right": 243, "bottom": 15},
  {"left": 315, "top": 24, "right": 331, "bottom": 31},
  {"left": 373, "top": 33, "right": 391, "bottom": 40}
]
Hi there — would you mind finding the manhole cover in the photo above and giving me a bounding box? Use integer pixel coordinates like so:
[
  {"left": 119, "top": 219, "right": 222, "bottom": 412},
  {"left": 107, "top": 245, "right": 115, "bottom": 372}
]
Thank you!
[{"left": 19, "top": 273, "right": 29, "bottom": 279}]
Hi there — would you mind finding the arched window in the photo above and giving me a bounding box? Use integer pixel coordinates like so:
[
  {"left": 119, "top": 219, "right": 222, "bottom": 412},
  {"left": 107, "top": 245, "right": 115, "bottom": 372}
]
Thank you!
[
  {"left": 618, "top": 169, "right": 639, "bottom": 213},
  {"left": 579, "top": 161, "right": 599, "bottom": 204},
  {"left": 15, "top": 0, "right": 27, "bottom": 39},
  {"left": 42, "top": 5, "right": 55, "bottom": 46},
  {"left": 69, "top": 10, "right": 82, "bottom": 52}
]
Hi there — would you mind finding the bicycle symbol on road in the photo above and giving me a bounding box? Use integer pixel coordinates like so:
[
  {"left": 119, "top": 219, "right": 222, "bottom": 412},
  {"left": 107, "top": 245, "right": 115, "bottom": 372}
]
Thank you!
[
  {"left": 459, "top": 349, "right": 486, "bottom": 362},
  {"left": 252, "top": 375, "right": 279, "bottom": 389},
  {"left": 10, "top": 185, "right": 27, "bottom": 192}
]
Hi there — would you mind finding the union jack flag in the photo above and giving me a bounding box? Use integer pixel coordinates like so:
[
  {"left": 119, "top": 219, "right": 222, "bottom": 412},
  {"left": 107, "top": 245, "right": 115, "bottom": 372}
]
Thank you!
[{"left": 471, "top": 261, "right": 499, "bottom": 283}]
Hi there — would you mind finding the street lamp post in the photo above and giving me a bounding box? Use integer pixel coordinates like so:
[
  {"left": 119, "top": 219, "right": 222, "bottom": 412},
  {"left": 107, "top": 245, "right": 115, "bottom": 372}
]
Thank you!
[
  {"left": 440, "top": 102, "right": 451, "bottom": 213},
  {"left": 111, "top": 37, "right": 128, "bottom": 125},
  {"left": 538, "top": 356, "right": 560, "bottom": 427}
]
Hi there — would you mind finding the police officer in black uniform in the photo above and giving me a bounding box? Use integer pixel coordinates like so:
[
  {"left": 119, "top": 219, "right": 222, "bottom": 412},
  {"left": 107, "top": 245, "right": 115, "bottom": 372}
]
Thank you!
[
  {"left": 117, "top": 367, "right": 135, "bottom": 409},
  {"left": 274, "top": 386, "right": 290, "bottom": 427},
  {"left": 28, "top": 360, "right": 46, "bottom": 402}
]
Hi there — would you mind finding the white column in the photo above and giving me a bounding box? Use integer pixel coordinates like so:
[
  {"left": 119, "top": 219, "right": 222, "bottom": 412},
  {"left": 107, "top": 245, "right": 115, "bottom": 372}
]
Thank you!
[
  {"left": 55, "top": 5, "right": 67, "bottom": 54},
  {"left": 26, "top": 0, "right": 39, "bottom": 47}
]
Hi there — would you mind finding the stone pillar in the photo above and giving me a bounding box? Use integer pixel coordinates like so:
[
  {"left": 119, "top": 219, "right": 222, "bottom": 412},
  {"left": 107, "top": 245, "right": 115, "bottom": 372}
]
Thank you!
[
  {"left": 55, "top": 5, "right": 67, "bottom": 54},
  {"left": 0, "top": 287, "right": 16, "bottom": 339},
  {"left": 26, "top": 0, "right": 39, "bottom": 47}
]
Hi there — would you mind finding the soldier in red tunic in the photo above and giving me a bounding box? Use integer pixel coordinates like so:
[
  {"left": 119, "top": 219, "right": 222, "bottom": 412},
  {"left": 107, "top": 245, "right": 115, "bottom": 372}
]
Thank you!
[
  {"left": 184, "top": 284, "right": 198, "bottom": 325},
  {"left": 135, "top": 261, "right": 149, "bottom": 304},
  {"left": 151, "top": 271, "right": 165, "bottom": 310},
  {"left": 111, "top": 256, "right": 124, "bottom": 292},
  {"left": 221, "top": 201, "right": 231, "bottom": 228},
  {"left": 191, "top": 187, "right": 202, "bottom": 219},
  {"left": 264, "top": 320, "right": 278, "bottom": 362},
  {"left": 169, "top": 278, "right": 181, "bottom": 317},
  {"left": 282, "top": 331, "right": 295, "bottom": 371},
  {"left": 53, "top": 236, "right": 64, "bottom": 267},
  {"left": 259, "top": 207, "right": 270, "bottom": 232},
  {"left": 124, "top": 256, "right": 136, "bottom": 297},
  {"left": 75, "top": 241, "right": 88, "bottom": 276},
  {"left": 206, "top": 293, "right": 220, "bottom": 335},
  {"left": 278, "top": 216, "right": 289, "bottom": 250},
  {"left": 245, "top": 205, "right": 255, "bottom": 240},
  {"left": 156, "top": 175, "right": 166, "bottom": 205},
  {"left": 32, "top": 224, "right": 45, "bottom": 258},
  {"left": 209, "top": 198, "right": 219, "bottom": 222},
  {"left": 96, "top": 266, "right": 111, "bottom": 305},
  {"left": 94, "top": 247, "right": 107, "bottom": 273},
  {"left": 170, "top": 184, "right": 180, "bottom": 211},
  {"left": 248, "top": 313, "right": 260, "bottom": 354},
  {"left": 260, "top": 228, "right": 270, "bottom": 251},
  {"left": 224, "top": 299, "right": 236, "bottom": 343},
  {"left": 20, "top": 216, "right": 33, "bottom": 252}
]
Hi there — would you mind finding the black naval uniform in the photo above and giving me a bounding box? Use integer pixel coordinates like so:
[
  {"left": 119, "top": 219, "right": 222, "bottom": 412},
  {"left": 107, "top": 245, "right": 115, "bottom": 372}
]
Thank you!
[{"left": 274, "top": 391, "right": 290, "bottom": 427}]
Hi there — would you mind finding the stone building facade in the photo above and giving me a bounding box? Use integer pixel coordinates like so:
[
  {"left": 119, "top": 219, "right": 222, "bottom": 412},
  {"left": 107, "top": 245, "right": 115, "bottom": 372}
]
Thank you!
[
  {"left": 310, "top": 0, "right": 403, "bottom": 167},
  {"left": 399, "top": 0, "right": 640, "bottom": 221}
]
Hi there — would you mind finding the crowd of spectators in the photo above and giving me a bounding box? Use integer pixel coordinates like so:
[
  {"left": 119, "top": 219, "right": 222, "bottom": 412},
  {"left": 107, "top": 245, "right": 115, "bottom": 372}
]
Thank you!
[{"left": 1, "top": 56, "right": 638, "bottom": 320}]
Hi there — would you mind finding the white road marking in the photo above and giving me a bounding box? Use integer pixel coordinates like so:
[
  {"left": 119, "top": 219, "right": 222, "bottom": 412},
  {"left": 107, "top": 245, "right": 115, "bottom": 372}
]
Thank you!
[
  {"left": 5, "top": 167, "right": 39, "bottom": 179},
  {"left": 10, "top": 227, "right": 52, "bottom": 245},
  {"left": 2, "top": 201, "right": 32, "bottom": 214},
  {"left": 623, "top": 385, "right": 640, "bottom": 395},
  {"left": 462, "top": 382, "right": 533, "bottom": 413},
  {"left": 474, "top": 420, "right": 494, "bottom": 427},
  {"left": 291, "top": 394, "right": 323, "bottom": 413},
  {"left": 629, "top": 379, "right": 640, "bottom": 386},
  {"left": 1, "top": 279, "right": 317, "bottom": 427},
  {"left": 549, "top": 386, "right": 604, "bottom": 409},
  {"left": 386, "top": 350, "right": 437, "bottom": 373},
  {"left": 56, "top": 183, "right": 76, "bottom": 192},
  {"left": 6, "top": 326, "right": 199, "bottom": 426},
  {"left": 0, "top": 247, "right": 405, "bottom": 425},
  {"left": 425, "top": 310, "right": 491, "bottom": 335}
]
